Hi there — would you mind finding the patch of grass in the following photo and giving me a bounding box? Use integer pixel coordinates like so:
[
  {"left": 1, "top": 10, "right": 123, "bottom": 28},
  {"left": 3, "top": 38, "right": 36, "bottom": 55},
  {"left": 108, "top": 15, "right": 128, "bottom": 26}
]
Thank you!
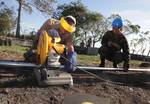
[
  {"left": 0, "top": 45, "right": 143, "bottom": 68},
  {"left": 130, "top": 60, "right": 143, "bottom": 68},
  {"left": 77, "top": 54, "right": 100, "bottom": 65},
  {"left": 0, "top": 45, "right": 28, "bottom": 55},
  {"left": 77, "top": 54, "right": 143, "bottom": 67}
]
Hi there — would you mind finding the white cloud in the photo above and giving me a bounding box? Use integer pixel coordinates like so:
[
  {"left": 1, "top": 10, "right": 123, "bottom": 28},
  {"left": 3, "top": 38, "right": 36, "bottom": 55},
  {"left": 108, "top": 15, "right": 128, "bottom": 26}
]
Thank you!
[{"left": 114, "top": 10, "right": 150, "bottom": 31}]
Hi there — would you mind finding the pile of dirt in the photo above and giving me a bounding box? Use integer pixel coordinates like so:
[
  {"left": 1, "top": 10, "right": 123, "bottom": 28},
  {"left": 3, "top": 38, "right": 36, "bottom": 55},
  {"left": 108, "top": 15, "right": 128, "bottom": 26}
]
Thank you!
[{"left": 0, "top": 52, "right": 150, "bottom": 104}]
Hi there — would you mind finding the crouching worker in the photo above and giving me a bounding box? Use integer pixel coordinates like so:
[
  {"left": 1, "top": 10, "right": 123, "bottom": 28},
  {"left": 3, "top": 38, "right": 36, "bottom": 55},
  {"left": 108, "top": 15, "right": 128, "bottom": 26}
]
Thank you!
[
  {"left": 98, "top": 18, "right": 130, "bottom": 72},
  {"left": 24, "top": 15, "right": 77, "bottom": 72}
]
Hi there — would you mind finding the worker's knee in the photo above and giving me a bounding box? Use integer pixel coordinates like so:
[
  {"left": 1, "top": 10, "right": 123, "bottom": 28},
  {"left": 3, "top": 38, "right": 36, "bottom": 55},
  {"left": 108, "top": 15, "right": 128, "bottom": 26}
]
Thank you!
[
  {"left": 98, "top": 45, "right": 109, "bottom": 55},
  {"left": 99, "top": 46, "right": 112, "bottom": 60}
]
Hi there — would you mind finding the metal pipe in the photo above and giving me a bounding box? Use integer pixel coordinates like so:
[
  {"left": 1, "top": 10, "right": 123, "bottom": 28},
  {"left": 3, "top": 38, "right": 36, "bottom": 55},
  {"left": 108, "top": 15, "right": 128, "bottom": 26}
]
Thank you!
[
  {"left": 0, "top": 60, "right": 149, "bottom": 72},
  {"left": 76, "top": 66, "right": 150, "bottom": 72},
  {"left": 0, "top": 60, "right": 37, "bottom": 69},
  {"left": 58, "top": 65, "right": 150, "bottom": 72}
]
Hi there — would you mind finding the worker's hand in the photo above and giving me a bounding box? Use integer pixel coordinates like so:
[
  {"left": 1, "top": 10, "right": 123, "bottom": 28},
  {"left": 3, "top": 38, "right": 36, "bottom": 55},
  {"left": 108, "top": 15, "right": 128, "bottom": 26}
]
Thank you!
[{"left": 64, "top": 52, "right": 77, "bottom": 72}]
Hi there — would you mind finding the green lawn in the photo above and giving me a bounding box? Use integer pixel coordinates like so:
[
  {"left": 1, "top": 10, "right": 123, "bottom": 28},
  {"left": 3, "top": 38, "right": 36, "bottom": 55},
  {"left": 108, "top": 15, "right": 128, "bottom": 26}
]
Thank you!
[
  {"left": 0, "top": 45, "right": 28, "bottom": 55},
  {"left": 77, "top": 54, "right": 100, "bottom": 65}
]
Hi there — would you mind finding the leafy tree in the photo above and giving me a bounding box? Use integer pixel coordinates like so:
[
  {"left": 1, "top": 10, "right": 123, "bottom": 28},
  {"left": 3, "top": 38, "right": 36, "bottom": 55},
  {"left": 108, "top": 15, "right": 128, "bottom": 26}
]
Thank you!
[
  {"left": 123, "top": 20, "right": 140, "bottom": 35},
  {"left": 136, "top": 35, "right": 147, "bottom": 54},
  {"left": 137, "top": 31, "right": 150, "bottom": 55},
  {"left": 130, "top": 38, "right": 139, "bottom": 54},
  {"left": 80, "top": 11, "right": 104, "bottom": 47},
  {"left": 146, "top": 31, "right": 150, "bottom": 56},
  {"left": 15, "top": 0, "right": 56, "bottom": 37},
  {"left": 130, "top": 31, "right": 150, "bottom": 55},
  {"left": 0, "top": 7, "right": 16, "bottom": 34}
]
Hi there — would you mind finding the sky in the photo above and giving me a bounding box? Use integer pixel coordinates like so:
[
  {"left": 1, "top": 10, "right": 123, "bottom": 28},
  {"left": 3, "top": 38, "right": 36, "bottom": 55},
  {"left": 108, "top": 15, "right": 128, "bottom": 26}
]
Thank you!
[{"left": 3, "top": 0, "right": 150, "bottom": 34}]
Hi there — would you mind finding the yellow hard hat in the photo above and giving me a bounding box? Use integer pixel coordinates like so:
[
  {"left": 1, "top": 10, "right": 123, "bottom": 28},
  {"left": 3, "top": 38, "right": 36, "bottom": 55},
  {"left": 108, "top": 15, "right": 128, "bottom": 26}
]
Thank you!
[{"left": 60, "top": 15, "right": 76, "bottom": 33}]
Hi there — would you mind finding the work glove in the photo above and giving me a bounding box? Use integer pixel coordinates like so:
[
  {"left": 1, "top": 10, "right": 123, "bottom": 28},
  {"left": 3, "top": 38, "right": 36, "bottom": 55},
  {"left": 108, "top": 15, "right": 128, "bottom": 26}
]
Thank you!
[
  {"left": 123, "top": 62, "right": 129, "bottom": 72},
  {"left": 64, "top": 52, "right": 77, "bottom": 72}
]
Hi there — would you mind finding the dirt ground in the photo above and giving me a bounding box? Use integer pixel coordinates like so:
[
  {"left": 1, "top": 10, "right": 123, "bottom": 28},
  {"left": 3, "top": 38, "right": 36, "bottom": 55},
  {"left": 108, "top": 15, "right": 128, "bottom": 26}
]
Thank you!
[{"left": 0, "top": 51, "right": 150, "bottom": 104}]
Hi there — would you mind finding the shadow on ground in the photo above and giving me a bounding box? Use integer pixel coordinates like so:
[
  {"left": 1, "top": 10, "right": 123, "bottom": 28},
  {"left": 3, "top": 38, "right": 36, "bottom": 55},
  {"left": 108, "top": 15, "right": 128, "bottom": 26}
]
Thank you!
[
  {"left": 0, "top": 69, "right": 38, "bottom": 88},
  {"left": 73, "top": 71, "right": 150, "bottom": 90}
]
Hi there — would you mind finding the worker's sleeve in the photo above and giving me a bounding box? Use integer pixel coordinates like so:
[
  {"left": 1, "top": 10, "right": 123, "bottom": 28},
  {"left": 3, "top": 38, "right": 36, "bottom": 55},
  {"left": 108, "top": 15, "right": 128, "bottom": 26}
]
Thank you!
[
  {"left": 64, "top": 52, "right": 77, "bottom": 72},
  {"left": 122, "top": 37, "right": 130, "bottom": 68},
  {"left": 48, "top": 29, "right": 59, "bottom": 37}
]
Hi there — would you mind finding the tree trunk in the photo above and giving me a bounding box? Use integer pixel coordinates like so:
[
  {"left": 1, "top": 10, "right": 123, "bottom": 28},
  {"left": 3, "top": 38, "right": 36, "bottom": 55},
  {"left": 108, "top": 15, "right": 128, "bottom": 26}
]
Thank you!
[
  {"left": 147, "top": 49, "right": 150, "bottom": 56},
  {"left": 93, "top": 40, "right": 95, "bottom": 47},
  {"left": 16, "top": 1, "right": 22, "bottom": 38}
]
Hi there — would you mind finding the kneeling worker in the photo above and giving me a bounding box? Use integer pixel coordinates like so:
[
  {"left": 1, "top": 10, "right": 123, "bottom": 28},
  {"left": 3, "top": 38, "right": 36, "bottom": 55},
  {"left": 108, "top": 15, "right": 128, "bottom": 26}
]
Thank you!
[
  {"left": 98, "top": 18, "right": 130, "bottom": 71},
  {"left": 25, "top": 15, "right": 77, "bottom": 72}
]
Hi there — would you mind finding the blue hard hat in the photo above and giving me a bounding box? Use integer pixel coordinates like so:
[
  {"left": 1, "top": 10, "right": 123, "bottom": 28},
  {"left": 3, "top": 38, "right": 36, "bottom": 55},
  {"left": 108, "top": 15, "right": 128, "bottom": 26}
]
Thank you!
[{"left": 112, "top": 18, "right": 123, "bottom": 28}]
